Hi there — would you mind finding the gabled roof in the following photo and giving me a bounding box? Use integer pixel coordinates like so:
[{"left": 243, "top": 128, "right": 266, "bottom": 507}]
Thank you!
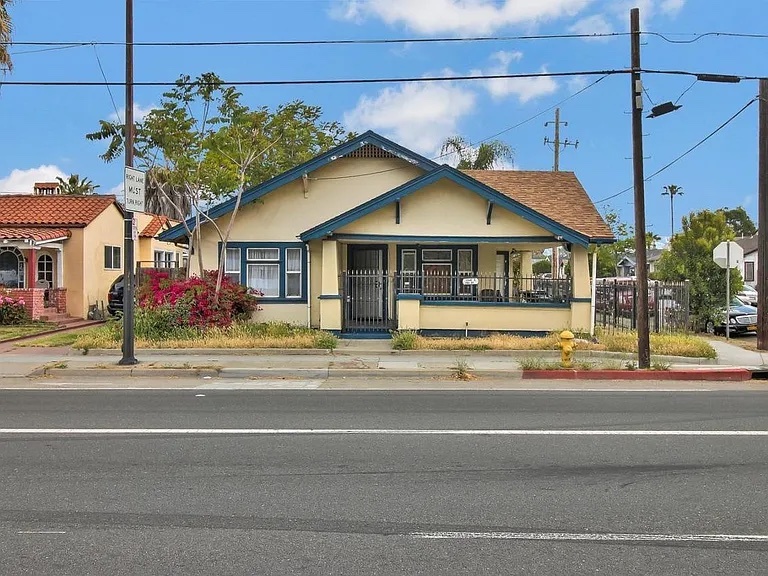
[
  {"left": 300, "top": 165, "right": 609, "bottom": 247},
  {"left": 140, "top": 215, "right": 173, "bottom": 238},
  {"left": 0, "top": 227, "right": 71, "bottom": 242},
  {"left": 0, "top": 194, "right": 120, "bottom": 227},
  {"left": 618, "top": 248, "right": 666, "bottom": 266},
  {"left": 158, "top": 131, "right": 440, "bottom": 242},
  {"left": 736, "top": 235, "right": 758, "bottom": 255},
  {"left": 463, "top": 170, "right": 614, "bottom": 241}
]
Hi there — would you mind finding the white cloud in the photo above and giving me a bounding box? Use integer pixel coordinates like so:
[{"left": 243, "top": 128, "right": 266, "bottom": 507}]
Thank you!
[
  {"left": 568, "top": 14, "right": 614, "bottom": 38},
  {"left": 659, "top": 0, "right": 686, "bottom": 15},
  {"left": 567, "top": 76, "right": 589, "bottom": 93},
  {"left": 333, "top": 0, "right": 596, "bottom": 34},
  {"left": 109, "top": 103, "right": 155, "bottom": 123},
  {"left": 0, "top": 165, "right": 67, "bottom": 195},
  {"left": 473, "top": 51, "right": 559, "bottom": 103},
  {"left": 343, "top": 79, "right": 477, "bottom": 154},
  {"left": 610, "top": 0, "right": 686, "bottom": 26}
]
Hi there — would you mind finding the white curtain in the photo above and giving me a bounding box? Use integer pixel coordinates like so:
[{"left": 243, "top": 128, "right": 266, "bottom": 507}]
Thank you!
[{"left": 248, "top": 264, "right": 279, "bottom": 297}]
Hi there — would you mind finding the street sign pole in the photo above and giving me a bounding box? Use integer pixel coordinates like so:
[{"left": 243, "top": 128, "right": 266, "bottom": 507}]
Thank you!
[{"left": 726, "top": 241, "right": 730, "bottom": 340}]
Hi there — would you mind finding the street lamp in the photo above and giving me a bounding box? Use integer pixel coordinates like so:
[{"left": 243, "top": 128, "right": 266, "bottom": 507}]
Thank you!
[{"left": 662, "top": 185, "right": 683, "bottom": 237}]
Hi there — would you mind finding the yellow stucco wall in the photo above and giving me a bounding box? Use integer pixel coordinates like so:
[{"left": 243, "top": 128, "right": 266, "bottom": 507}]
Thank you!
[
  {"left": 79, "top": 205, "right": 125, "bottom": 318},
  {"left": 420, "top": 304, "right": 572, "bottom": 332},
  {"left": 61, "top": 228, "right": 85, "bottom": 318},
  {"left": 337, "top": 180, "right": 552, "bottom": 238},
  {"left": 190, "top": 157, "right": 425, "bottom": 276},
  {"left": 253, "top": 303, "right": 308, "bottom": 325}
]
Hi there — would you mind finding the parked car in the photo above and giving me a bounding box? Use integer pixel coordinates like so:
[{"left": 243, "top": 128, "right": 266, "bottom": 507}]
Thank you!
[
  {"left": 703, "top": 296, "right": 758, "bottom": 335},
  {"left": 736, "top": 286, "right": 758, "bottom": 307},
  {"left": 107, "top": 275, "right": 125, "bottom": 316}
]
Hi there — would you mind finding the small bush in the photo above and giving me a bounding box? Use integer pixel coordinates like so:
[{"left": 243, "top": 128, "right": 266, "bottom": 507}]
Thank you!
[
  {"left": 651, "top": 361, "right": 672, "bottom": 371},
  {"left": 452, "top": 358, "right": 474, "bottom": 380},
  {"left": 392, "top": 330, "right": 419, "bottom": 350},
  {"left": 313, "top": 331, "right": 338, "bottom": 350},
  {"left": 0, "top": 292, "right": 29, "bottom": 325}
]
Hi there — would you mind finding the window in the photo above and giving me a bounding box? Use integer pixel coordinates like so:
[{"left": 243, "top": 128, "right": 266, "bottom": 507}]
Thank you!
[
  {"left": 224, "top": 248, "right": 241, "bottom": 284},
  {"left": 0, "top": 247, "right": 25, "bottom": 289},
  {"left": 285, "top": 248, "right": 302, "bottom": 298},
  {"left": 247, "top": 263, "right": 280, "bottom": 297},
  {"left": 422, "top": 249, "right": 452, "bottom": 262},
  {"left": 401, "top": 250, "right": 417, "bottom": 274},
  {"left": 744, "top": 261, "right": 755, "bottom": 283},
  {"left": 457, "top": 249, "right": 473, "bottom": 295},
  {"left": 154, "top": 250, "right": 177, "bottom": 268},
  {"left": 104, "top": 246, "right": 121, "bottom": 270},
  {"left": 37, "top": 254, "right": 54, "bottom": 287},
  {"left": 247, "top": 248, "right": 279, "bottom": 261}
]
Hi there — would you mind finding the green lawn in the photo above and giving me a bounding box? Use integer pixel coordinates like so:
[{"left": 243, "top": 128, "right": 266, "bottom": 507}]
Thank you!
[
  {"left": 0, "top": 324, "right": 56, "bottom": 342},
  {"left": 15, "top": 328, "right": 98, "bottom": 348}
]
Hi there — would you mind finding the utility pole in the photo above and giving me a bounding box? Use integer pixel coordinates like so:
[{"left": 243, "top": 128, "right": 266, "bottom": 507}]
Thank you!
[
  {"left": 758, "top": 79, "right": 768, "bottom": 350},
  {"left": 119, "top": 0, "right": 138, "bottom": 365},
  {"left": 545, "top": 108, "right": 578, "bottom": 279},
  {"left": 630, "top": 7, "right": 651, "bottom": 369}
]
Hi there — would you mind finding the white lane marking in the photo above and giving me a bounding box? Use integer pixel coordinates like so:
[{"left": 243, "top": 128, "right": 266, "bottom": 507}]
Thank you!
[
  {"left": 0, "top": 429, "right": 767, "bottom": 436},
  {"left": 411, "top": 531, "right": 768, "bottom": 543},
  {"left": 195, "top": 394, "right": 206, "bottom": 397},
  {"left": 17, "top": 531, "right": 66, "bottom": 535}
]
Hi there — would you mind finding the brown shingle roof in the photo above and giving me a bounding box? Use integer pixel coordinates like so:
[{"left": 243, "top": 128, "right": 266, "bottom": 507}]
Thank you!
[
  {"left": 139, "top": 215, "right": 172, "bottom": 238},
  {"left": 462, "top": 170, "right": 615, "bottom": 241},
  {"left": 0, "top": 227, "right": 72, "bottom": 241},
  {"left": 0, "top": 194, "right": 118, "bottom": 227}
]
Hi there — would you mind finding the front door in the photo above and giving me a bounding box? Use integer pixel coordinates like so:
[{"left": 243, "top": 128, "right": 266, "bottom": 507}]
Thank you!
[{"left": 345, "top": 245, "right": 389, "bottom": 331}]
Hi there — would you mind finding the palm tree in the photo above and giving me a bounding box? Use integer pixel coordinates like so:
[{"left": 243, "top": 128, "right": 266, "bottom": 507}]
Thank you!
[
  {"left": 441, "top": 136, "right": 514, "bottom": 170},
  {"left": 144, "top": 166, "right": 192, "bottom": 220},
  {"left": 0, "top": 0, "right": 14, "bottom": 73},
  {"left": 56, "top": 174, "right": 100, "bottom": 195}
]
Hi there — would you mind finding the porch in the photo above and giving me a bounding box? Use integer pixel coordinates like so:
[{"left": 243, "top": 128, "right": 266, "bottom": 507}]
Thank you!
[
  {"left": 0, "top": 242, "right": 67, "bottom": 320},
  {"left": 316, "top": 239, "right": 592, "bottom": 336}
]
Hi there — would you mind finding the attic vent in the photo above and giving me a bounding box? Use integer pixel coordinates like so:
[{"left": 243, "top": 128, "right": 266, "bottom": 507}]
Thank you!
[{"left": 342, "top": 144, "right": 398, "bottom": 159}]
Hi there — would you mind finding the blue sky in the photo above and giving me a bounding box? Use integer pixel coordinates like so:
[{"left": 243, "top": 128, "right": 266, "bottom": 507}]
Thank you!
[{"left": 1, "top": 0, "right": 767, "bottom": 241}]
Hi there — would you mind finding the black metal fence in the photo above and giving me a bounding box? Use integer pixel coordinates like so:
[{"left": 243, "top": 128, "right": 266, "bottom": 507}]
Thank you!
[
  {"left": 396, "top": 273, "right": 571, "bottom": 304},
  {"left": 594, "top": 278, "right": 690, "bottom": 333},
  {"left": 341, "top": 271, "right": 397, "bottom": 333}
]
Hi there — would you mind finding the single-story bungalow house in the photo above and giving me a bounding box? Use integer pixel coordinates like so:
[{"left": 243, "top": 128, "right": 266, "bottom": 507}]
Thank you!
[
  {"left": 0, "top": 191, "right": 184, "bottom": 320},
  {"left": 159, "top": 131, "right": 615, "bottom": 336},
  {"left": 735, "top": 235, "right": 758, "bottom": 288},
  {"left": 616, "top": 248, "right": 666, "bottom": 278}
]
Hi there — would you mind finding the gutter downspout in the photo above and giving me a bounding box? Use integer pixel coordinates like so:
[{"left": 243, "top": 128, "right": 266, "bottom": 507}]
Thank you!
[{"left": 590, "top": 247, "right": 598, "bottom": 337}]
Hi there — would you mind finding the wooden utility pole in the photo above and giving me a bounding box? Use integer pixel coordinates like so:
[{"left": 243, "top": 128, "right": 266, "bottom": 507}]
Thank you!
[
  {"left": 119, "top": 0, "right": 138, "bottom": 365},
  {"left": 630, "top": 7, "right": 651, "bottom": 369},
  {"left": 758, "top": 79, "right": 768, "bottom": 350}
]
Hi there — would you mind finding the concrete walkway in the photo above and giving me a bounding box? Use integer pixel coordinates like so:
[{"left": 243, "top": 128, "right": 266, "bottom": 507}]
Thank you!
[{"left": 706, "top": 339, "right": 768, "bottom": 368}]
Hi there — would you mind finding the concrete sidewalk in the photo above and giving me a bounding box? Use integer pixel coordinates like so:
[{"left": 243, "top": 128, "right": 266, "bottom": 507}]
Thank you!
[{"left": 0, "top": 337, "right": 762, "bottom": 381}]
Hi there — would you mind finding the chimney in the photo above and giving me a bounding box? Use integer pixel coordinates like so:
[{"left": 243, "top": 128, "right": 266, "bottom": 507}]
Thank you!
[{"left": 33, "top": 182, "right": 61, "bottom": 195}]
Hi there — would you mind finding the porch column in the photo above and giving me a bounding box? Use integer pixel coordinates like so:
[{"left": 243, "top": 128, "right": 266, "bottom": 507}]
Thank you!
[
  {"left": 26, "top": 247, "right": 37, "bottom": 288},
  {"left": 56, "top": 247, "right": 64, "bottom": 288},
  {"left": 319, "top": 239, "right": 342, "bottom": 331},
  {"left": 570, "top": 245, "right": 592, "bottom": 330}
]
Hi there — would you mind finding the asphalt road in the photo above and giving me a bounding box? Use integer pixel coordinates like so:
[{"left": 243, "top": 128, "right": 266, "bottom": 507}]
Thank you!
[{"left": 2, "top": 390, "right": 768, "bottom": 575}]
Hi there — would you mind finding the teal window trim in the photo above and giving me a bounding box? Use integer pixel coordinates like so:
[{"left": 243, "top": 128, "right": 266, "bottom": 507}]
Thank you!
[{"left": 218, "top": 242, "right": 308, "bottom": 303}]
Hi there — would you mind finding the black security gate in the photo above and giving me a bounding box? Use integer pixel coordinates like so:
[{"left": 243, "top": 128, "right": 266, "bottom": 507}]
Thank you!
[{"left": 341, "top": 270, "right": 396, "bottom": 333}]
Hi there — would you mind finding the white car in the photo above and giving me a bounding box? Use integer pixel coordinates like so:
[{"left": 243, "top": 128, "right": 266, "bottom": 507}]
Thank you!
[{"left": 737, "top": 287, "right": 758, "bottom": 307}]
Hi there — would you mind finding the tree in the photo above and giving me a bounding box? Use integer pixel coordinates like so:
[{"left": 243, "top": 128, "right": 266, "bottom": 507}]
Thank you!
[
  {"left": 532, "top": 258, "right": 551, "bottom": 276},
  {"left": 656, "top": 209, "right": 743, "bottom": 326},
  {"left": 719, "top": 206, "right": 756, "bottom": 237},
  {"left": 441, "top": 136, "right": 513, "bottom": 170},
  {"left": 56, "top": 174, "right": 100, "bottom": 195},
  {"left": 87, "top": 72, "right": 353, "bottom": 295},
  {"left": 0, "top": 0, "right": 13, "bottom": 73}
]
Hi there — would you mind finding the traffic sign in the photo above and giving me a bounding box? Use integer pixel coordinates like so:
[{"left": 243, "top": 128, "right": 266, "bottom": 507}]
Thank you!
[
  {"left": 124, "top": 166, "right": 146, "bottom": 213},
  {"left": 713, "top": 241, "right": 743, "bottom": 269}
]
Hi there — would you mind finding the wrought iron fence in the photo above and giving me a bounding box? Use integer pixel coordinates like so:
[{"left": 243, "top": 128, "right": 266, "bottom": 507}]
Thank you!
[
  {"left": 396, "top": 273, "right": 571, "bottom": 304},
  {"left": 594, "top": 278, "right": 690, "bottom": 333}
]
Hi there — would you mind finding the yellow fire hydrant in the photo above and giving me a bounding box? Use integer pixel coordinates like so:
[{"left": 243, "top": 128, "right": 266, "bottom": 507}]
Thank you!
[{"left": 558, "top": 330, "right": 575, "bottom": 368}]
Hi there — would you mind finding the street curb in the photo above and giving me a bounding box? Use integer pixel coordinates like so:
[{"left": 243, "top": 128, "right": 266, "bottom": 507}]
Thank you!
[
  {"left": 79, "top": 347, "right": 717, "bottom": 365},
  {"left": 37, "top": 367, "right": 220, "bottom": 379},
  {"left": 522, "top": 368, "right": 752, "bottom": 381}
]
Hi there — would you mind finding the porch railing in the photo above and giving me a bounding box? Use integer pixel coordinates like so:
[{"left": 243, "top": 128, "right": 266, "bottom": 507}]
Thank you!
[{"left": 397, "top": 273, "right": 571, "bottom": 304}]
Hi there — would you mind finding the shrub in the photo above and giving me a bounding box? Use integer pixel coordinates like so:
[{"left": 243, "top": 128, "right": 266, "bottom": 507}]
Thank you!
[
  {"left": 138, "top": 270, "right": 259, "bottom": 329},
  {"left": 391, "top": 330, "right": 418, "bottom": 350},
  {"left": 0, "top": 292, "right": 29, "bottom": 325},
  {"left": 313, "top": 331, "right": 338, "bottom": 350}
]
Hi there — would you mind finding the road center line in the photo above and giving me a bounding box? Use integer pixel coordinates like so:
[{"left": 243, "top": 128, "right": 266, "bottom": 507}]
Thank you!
[
  {"left": 0, "top": 429, "right": 767, "bottom": 436},
  {"left": 17, "top": 531, "right": 66, "bottom": 535},
  {"left": 410, "top": 531, "right": 768, "bottom": 543}
]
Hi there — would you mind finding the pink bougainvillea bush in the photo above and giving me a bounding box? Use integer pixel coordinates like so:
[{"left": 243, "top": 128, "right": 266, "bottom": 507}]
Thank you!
[
  {"left": 136, "top": 270, "right": 260, "bottom": 331},
  {"left": 0, "top": 292, "right": 29, "bottom": 325}
]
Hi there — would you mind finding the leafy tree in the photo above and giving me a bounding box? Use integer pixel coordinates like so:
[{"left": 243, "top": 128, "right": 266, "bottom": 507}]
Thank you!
[
  {"left": 594, "top": 208, "right": 663, "bottom": 277},
  {"left": 656, "top": 209, "right": 743, "bottom": 326},
  {"left": 718, "top": 206, "right": 756, "bottom": 237},
  {"left": 56, "top": 174, "right": 100, "bottom": 195},
  {"left": 532, "top": 258, "right": 551, "bottom": 276},
  {"left": 0, "top": 0, "right": 14, "bottom": 73},
  {"left": 441, "top": 136, "right": 513, "bottom": 170}
]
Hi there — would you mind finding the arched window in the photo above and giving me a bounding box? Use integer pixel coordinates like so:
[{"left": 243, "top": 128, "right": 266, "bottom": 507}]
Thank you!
[
  {"left": 37, "top": 253, "right": 54, "bottom": 287},
  {"left": 0, "top": 247, "right": 25, "bottom": 289}
]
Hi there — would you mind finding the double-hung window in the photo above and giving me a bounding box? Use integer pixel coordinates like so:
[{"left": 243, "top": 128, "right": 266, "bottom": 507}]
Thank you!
[
  {"left": 247, "top": 248, "right": 280, "bottom": 298},
  {"left": 223, "top": 244, "right": 305, "bottom": 299},
  {"left": 285, "top": 248, "right": 302, "bottom": 298},
  {"left": 104, "top": 246, "right": 121, "bottom": 270},
  {"left": 224, "top": 248, "right": 241, "bottom": 284}
]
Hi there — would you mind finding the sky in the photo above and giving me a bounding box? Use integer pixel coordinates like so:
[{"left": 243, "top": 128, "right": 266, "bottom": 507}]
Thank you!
[{"left": 1, "top": 0, "right": 767, "bottom": 241}]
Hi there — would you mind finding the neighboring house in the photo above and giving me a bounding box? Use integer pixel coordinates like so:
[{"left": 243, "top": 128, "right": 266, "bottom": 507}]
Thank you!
[
  {"left": 159, "top": 131, "right": 615, "bottom": 336},
  {"left": 616, "top": 248, "right": 666, "bottom": 277},
  {"left": 736, "top": 235, "right": 758, "bottom": 288},
  {"left": 0, "top": 192, "right": 184, "bottom": 320}
]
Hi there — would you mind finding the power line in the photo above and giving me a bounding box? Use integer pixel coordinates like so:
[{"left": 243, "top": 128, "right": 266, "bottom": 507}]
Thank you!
[
  {"left": 647, "top": 31, "right": 768, "bottom": 44},
  {"left": 92, "top": 44, "right": 122, "bottom": 123},
  {"left": 2, "top": 31, "right": 632, "bottom": 48},
  {"left": 0, "top": 68, "right": 627, "bottom": 87},
  {"left": 595, "top": 97, "right": 757, "bottom": 204}
]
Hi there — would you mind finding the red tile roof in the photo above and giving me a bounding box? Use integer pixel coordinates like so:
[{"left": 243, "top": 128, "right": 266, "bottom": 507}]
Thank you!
[
  {"left": 0, "top": 194, "right": 118, "bottom": 227},
  {"left": 462, "top": 170, "right": 615, "bottom": 240},
  {"left": 140, "top": 215, "right": 172, "bottom": 238},
  {"left": 0, "top": 227, "right": 71, "bottom": 241}
]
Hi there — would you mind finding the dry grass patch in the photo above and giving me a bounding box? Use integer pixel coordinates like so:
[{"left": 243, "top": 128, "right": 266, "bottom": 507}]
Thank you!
[{"left": 599, "top": 331, "right": 716, "bottom": 359}]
